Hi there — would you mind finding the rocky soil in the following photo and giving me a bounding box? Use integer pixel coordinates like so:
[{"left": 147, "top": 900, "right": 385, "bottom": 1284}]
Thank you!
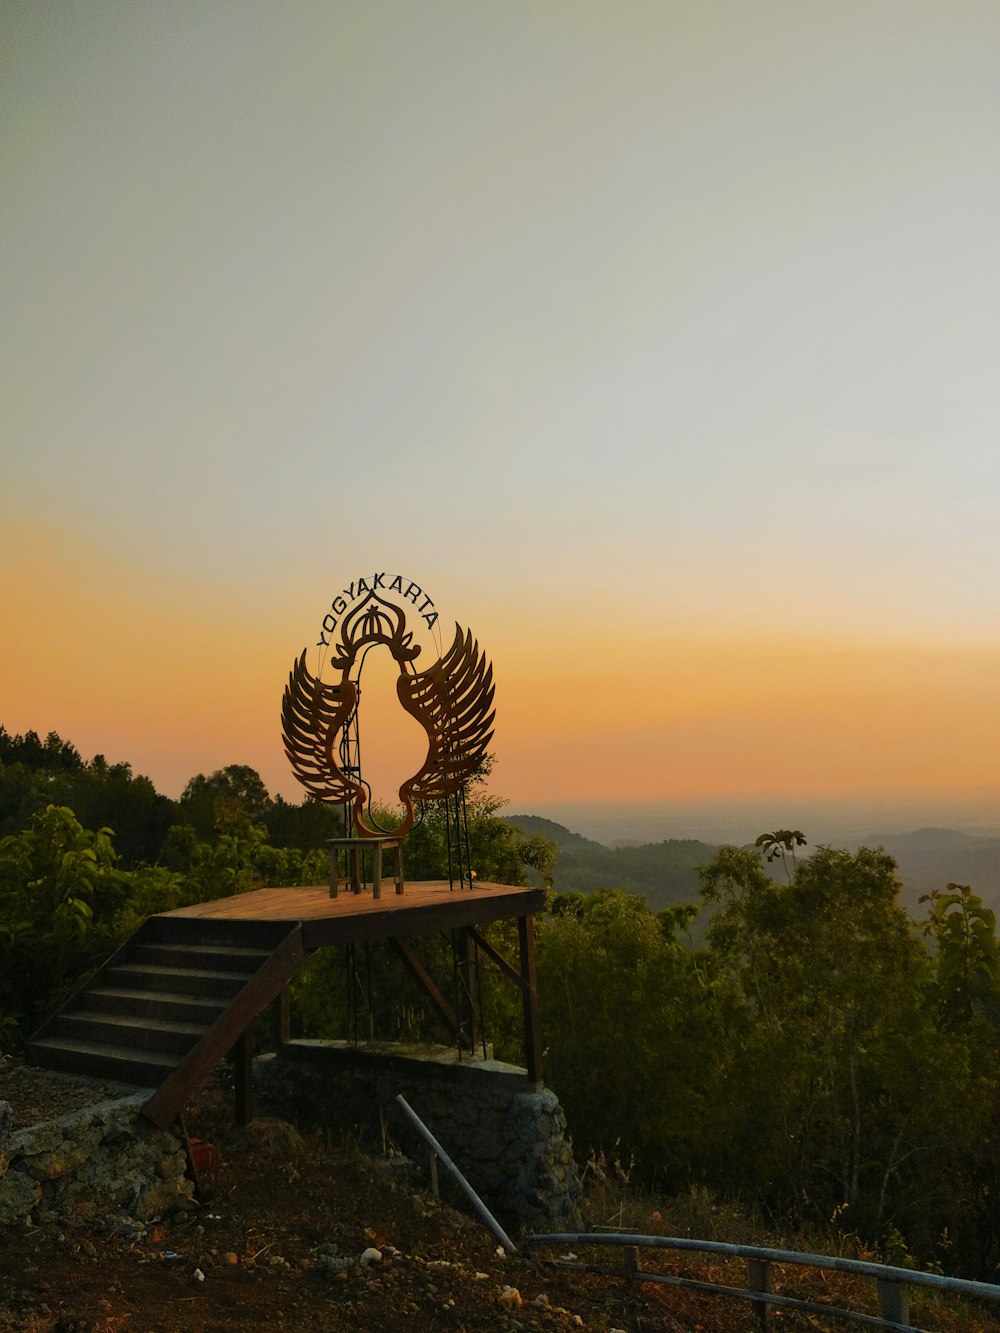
[
  {"left": 2, "top": 1057, "right": 137, "bottom": 1131},
  {"left": 2, "top": 1060, "right": 998, "bottom": 1331},
  {"left": 0, "top": 1065, "right": 673, "bottom": 1332}
]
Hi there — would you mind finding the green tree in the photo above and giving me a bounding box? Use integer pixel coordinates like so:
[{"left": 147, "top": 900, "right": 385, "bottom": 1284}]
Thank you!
[
  {"left": 698, "top": 841, "right": 973, "bottom": 1258},
  {"left": 264, "top": 792, "right": 342, "bottom": 850},
  {"left": 537, "top": 888, "right": 718, "bottom": 1184},
  {"left": 921, "top": 883, "right": 1000, "bottom": 1033},
  {"left": 0, "top": 731, "right": 174, "bottom": 864},
  {"left": 71, "top": 755, "right": 175, "bottom": 866},
  {"left": 0, "top": 728, "right": 83, "bottom": 774},
  {"left": 918, "top": 884, "right": 1000, "bottom": 1275},
  {"left": 754, "top": 828, "right": 807, "bottom": 883},
  {"left": 161, "top": 812, "right": 327, "bottom": 902},
  {"left": 0, "top": 806, "right": 124, "bottom": 1033},
  {"left": 176, "top": 765, "right": 273, "bottom": 839}
]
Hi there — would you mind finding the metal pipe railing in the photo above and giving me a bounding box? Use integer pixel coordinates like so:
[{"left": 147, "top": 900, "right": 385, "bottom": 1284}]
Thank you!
[
  {"left": 526, "top": 1231, "right": 1000, "bottom": 1331},
  {"left": 394, "top": 1094, "right": 518, "bottom": 1256}
]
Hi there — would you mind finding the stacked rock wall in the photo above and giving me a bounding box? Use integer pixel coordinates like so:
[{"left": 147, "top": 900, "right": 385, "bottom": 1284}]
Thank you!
[
  {"left": 1, "top": 1043, "right": 580, "bottom": 1230},
  {"left": 256, "top": 1040, "right": 580, "bottom": 1227},
  {"left": 0, "top": 1093, "right": 192, "bottom": 1226}
]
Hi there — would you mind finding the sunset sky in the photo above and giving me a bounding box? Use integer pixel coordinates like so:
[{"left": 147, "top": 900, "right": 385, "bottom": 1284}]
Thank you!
[{"left": 4, "top": 2, "right": 1000, "bottom": 829}]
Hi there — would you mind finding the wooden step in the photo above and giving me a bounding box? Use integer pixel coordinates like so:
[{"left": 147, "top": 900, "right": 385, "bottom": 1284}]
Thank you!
[
  {"left": 27, "top": 1036, "right": 183, "bottom": 1086},
  {"left": 55, "top": 1011, "right": 205, "bottom": 1055},
  {"left": 83, "top": 986, "right": 226, "bottom": 1025},
  {"left": 146, "top": 915, "right": 295, "bottom": 950},
  {"left": 105, "top": 963, "right": 254, "bottom": 998},
  {"left": 27, "top": 915, "right": 304, "bottom": 1113},
  {"left": 130, "top": 942, "right": 273, "bottom": 972}
]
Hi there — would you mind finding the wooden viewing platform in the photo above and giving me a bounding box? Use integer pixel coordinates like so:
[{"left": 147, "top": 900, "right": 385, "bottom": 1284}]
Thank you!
[
  {"left": 163, "top": 881, "right": 546, "bottom": 946},
  {"left": 28, "top": 880, "right": 547, "bottom": 1129}
]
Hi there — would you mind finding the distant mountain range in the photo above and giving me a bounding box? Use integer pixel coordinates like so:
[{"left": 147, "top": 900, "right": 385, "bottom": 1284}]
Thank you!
[
  {"left": 505, "top": 815, "right": 1000, "bottom": 919},
  {"left": 505, "top": 814, "right": 714, "bottom": 913},
  {"left": 840, "top": 826, "right": 1000, "bottom": 911}
]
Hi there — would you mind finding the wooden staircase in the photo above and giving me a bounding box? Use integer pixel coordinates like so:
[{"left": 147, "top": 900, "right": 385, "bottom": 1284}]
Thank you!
[{"left": 27, "top": 913, "right": 306, "bottom": 1127}]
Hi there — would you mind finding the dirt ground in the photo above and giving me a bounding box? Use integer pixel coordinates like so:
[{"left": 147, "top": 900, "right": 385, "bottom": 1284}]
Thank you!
[
  {"left": 3, "top": 1060, "right": 999, "bottom": 1332},
  {"left": 0, "top": 1064, "right": 696, "bottom": 1332}
]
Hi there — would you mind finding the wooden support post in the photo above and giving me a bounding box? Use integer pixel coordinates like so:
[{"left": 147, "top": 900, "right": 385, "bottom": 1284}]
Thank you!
[
  {"left": 234, "top": 1031, "right": 254, "bottom": 1126},
  {"left": 876, "top": 1277, "right": 909, "bottom": 1327},
  {"left": 518, "top": 915, "right": 543, "bottom": 1087},
  {"left": 278, "top": 986, "right": 290, "bottom": 1046},
  {"left": 455, "top": 928, "right": 480, "bottom": 1053},
  {"left": 176, "top": 1114, "right": 203, "bottom": 1199},
  {"left": 747, "top": 1257, "right": 772, "bottom": 1329}
]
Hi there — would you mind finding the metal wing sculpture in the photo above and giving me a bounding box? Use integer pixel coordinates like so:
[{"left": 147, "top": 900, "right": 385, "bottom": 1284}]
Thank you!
[
  {"left": 281, "top": 592, "right": 494, "bottom": 837},
  {"left": 281, "top": 654, "right": 367, "bottom": 830},
  {"left": 398, "top": 626, "right": 495, "bottom": 806}
]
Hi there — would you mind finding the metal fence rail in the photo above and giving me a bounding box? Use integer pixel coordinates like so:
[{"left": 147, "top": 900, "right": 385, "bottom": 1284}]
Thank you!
[{"left": 525, "top": 1231, "right": 1000, "bottom": 1331}]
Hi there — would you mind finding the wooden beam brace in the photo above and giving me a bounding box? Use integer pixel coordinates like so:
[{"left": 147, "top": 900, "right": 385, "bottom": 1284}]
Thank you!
[
  {"left": 389, "top": 938, "right": 470, "bottom": 1048},
  {"left": 466, "top": 925, "right": 527, "bottom": 992}
]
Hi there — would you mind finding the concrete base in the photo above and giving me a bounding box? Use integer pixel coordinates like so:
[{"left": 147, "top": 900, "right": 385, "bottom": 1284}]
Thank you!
[{"left": 256, "top": 1040, "right": 581, "bottom": 1227}]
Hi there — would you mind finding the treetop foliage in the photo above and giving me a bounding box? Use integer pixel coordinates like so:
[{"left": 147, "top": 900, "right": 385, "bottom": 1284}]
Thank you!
[
  {"left": 0, "top": 728, "right": 340, "bottom": 864},
  {"left": 538, "top": 838, "right": 1000, "bottom": 1280}
]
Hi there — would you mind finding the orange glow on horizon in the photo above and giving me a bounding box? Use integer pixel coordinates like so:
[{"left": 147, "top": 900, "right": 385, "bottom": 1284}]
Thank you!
[{"left": 5, "top": 523, "right": 1000, "bottom": 810}]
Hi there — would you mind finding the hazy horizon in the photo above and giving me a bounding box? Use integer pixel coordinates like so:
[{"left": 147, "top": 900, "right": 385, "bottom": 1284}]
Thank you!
[{"left": 514, "top": 792, "right": 1000, "bottom": 847}]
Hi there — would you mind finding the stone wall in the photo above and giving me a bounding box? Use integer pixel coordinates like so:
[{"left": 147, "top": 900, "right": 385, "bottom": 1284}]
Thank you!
[
  {"left": 0, "top": 1093, "right": 192, "bottom": 1226},
  {"left": 256, "top": 1040, "right": 580, "bottom": 1228},
  {"left": 0, "top": 1042, "right": 580, "bottom": 1231}
]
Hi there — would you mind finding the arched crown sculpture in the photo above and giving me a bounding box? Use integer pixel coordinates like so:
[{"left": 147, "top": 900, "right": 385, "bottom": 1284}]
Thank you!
[{"left": 281, "top": 587, "right": 495, "bottom": 838}]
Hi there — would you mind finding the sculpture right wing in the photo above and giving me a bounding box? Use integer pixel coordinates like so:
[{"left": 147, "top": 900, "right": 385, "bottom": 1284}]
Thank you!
[
  {"left": 281, "top": 650, "right": 364, "bottom": 807},
  {"left": 397, "top": 624, "right": 495, "bottom": 804}
]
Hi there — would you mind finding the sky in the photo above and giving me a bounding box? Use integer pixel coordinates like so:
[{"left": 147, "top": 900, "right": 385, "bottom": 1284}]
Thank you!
[{"left": 4, "top": 2, "right": 1000, "bottom": 832}]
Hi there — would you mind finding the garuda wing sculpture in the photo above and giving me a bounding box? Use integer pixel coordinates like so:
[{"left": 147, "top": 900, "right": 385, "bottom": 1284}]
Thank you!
[
  {"left": 281, "top": 654, "right": 366, "bottom": 828},
  {"left": 398, "top": 625, "right": 495, "bottom": 807},
  {"left": 281, "top": 592, "right": 494, "bottom": 837}
]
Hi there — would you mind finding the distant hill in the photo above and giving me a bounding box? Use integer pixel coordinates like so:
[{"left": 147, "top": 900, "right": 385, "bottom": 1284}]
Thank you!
[
  {"left": 840, "top": 826, "right": 1000, "bottom": 913},
  {"left": 506, "top": 815, "right": 1000, "bottom": 923},
  {"left": 503, "top": 814, "right": 602, "bottom": 851},
  {"left": 505, "top": 814, "right": 714, "bottom": 913}
]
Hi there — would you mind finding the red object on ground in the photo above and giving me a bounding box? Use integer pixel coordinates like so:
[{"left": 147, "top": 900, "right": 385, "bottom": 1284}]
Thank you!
[{"left": 188, "top": 1138, "right": 218, "bottom": 1188}]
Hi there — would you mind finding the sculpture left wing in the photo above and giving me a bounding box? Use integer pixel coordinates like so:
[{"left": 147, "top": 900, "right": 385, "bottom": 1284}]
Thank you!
[{"left": 281, "top": 650, "right": 365, "bottom": 810}]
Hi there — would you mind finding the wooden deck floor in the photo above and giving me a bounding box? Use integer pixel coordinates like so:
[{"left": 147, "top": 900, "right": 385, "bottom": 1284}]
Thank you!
[{"left": 162, "top": 881, "right": 547, "bottom": 951}]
